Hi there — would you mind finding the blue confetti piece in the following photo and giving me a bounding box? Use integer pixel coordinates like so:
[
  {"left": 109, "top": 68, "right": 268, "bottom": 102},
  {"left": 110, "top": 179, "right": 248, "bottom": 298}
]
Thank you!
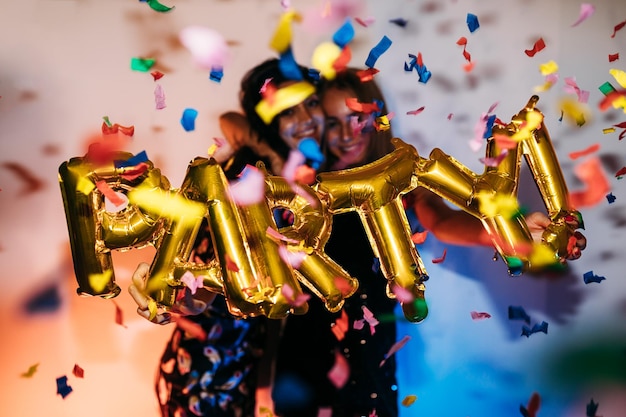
[
  {"left": 209, "top": 66, "right": 223, "bottom": 83},
  {"left": 307, "top": 68, "right": 321, "bottom": 82},
  {"left": 279, "top": 47, "right": 303, "bottom": 81},
  {"left": 508, "top": 305, "right": 531, "bottom": 324},
  {"left": 332, "top": 18, "right": 355, "bottom": 48},
  {"left": 372, "top": 257, "right": 381, "bottom": 274},
  {"left": 56, "top": 375, "right": 73, "bottom": 398},
  {"left": 365, "top": 35, "right": 392, "bottom": 68},
  {"left": 297, "top": 138, "right": 325, "bottom": 169},
  {"left": 606, "top": 192, "right": 616, "bottom": 203},
  {"left": 521, "top": 321, "right": 548, "bottom": 337},
  {"left": 467, "top": 13, "right": 480, "bottom": 33},
  {"left": 583, "top": 271, "right": 605, "bottom": 284},
  {"left": 416, "top": 65, "right": 431, "bottom": 83},
  {"left": 389, "top": 18, "right": 408, "bottom": 28},
  {"left": 181, "top": 108, "right": 198, "bottom": 132},
  {"left": 483, "top": 114, "right": 497, "bottom": 139},
  {"left": 114, "top": 150, "right": 149, "bottom": 168},
  {"left": 23, "top": 284, "right": 61, "bottom": 314}
]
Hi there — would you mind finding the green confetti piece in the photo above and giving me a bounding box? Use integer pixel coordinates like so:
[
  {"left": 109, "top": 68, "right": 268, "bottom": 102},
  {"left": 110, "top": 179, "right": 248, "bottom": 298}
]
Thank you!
[
  {"left": 599, "top": 81, "right": 617, "bottom": 96},
  {"left": 102, "top": 116, "right": 112, "bottom": 127},
  {"left": 147, "top": 0, "right": 175, "bottom": 12},
  {"left": 131, "top": 57, "right": 156, "bottom": 72}
]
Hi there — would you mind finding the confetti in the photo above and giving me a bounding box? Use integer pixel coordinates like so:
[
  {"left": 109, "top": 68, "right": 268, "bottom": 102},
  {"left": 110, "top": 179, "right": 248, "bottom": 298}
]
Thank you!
[
  {"left": 583, "top": 271, "right": 605, "bottom": 284},
  {"left": 113, "top": 300, "right": 126, "bottom": 328},
  {"left": 406, "top": 106, "right": 425, "bottom": 116},
  {"left": 611, "top": 19, "right": 626, "bottom": 38},
  {"left": 470, "top": 311, "right": 492, "bottom": 320},
  {"left": 327, "top": 349, "right": 350, "bottom": 388},
  {"left": 179, "top": 26, "right": 229, "bottom": 69},
  {"left": 115, "top": 150, "right": 149, "bottom": 168},
  {"left": 355, "top": 16, "right": 376, "bottom": 27},
  {"left": 332, "top": 310, "right": 349, "bottom": 341},
  {"left": 333, "top": 18, "right": 355, "bottom": 48},
  {"left": 466, "top": 13, "right": 480, "bottom": 33},
  {"left": 391, "top": 285, "right": 414, "bottom": 303},
  {"left": 20, "top": 363, "right": 39, "bottom": 378},
  {"left": 150, "top": 70, "right": 164, "bottom": 81},
  {"left": 143, "top": 0, "right": 174, "bottom": 12},
  {"left": 480, "top": 149, "right": 509, "bottom": 167},
  {"left": 88, "top": 269, "right": 113, "bottom": 293},
  {"left": 154, "top": 84, "right": 166, "bottom": 109},
  {"left": 1, "top": 162, "right": 45, "bottom": 195},
  {"left": 609, "top": 53, "right": 620, "bottom": 62},
  {"left": 180, "top": 271, "right": 204, "bottom": 294},
  {"left": 569, "top": 157, "right": 611, "bottom": 208},
  {"left": 520, "top": 392, "right": 541, "bottom": 417},
  {"left": 525, "top": 38, "right": 546, "bottom": 57},
  {"left": 56, "top": 376, "right": 73, "bottom": 399},
  {"left": 173, "top": 316, "right": 208, "bottom": 341},
  {"left": 568, "top": 143, "right": 600, "bottom": 159},
  {"left": 431, "top": 248, "right": 447, "bottom": 264},
  {"left": 410, "top": 230, "right": 428, "bottom": 244},
  {"left": 209, "top": 66, "right": 224, "bottom": 83},
  {"left": 181, "top": 108, "right": 199, "bottom": 132},
  {"left": 356, "top": 67, "right": 379, "bottom": 82},
  {"left": 389, "top": 18, "right": 408, "bottom": 28},
  {"left": 539, "top": 60, "right": 559, "bottom": 76},
  {"left": 380, "top": 335, "right": 411, "bottom": 367},
  {"left": 404, "top": 53, "right": 431, "bottom": 83},
  {"left": 130, "top": 57, "right": 156, "bottom": 72},
  {"left": 564, "top": 76, "right": 590, "bottom": 103},
  {"left": 456, "top": 37, "right": 471, "bottom": 63},
  {"left": 297, "top": 137, "right": 325, "bottom": 169},
  {"left": 508, "top": 305, "right": 531, "bottom": 324},
  {"left": 571, "top": 3, "right": 595, "bottom": 27},
  {"left": 365, "top": 35, "right": 392, "bottom": 68},
  {"left": 278, "top": 245, "right": 308, "bottom": 269},
  {"left": 225, "top": 254, "right": 240, "bottom": 272},
  {"left": 362, "top": 306, "right": 379, "bottom": 335},
  {"left": 606, "top": 192, "right": 617, "bottom": 203},
  {"left": 521, "top": 321, "right": 548, "bottom": 337},
  {"left": 401, "top": 395, "right": 418, "bottom": 407},
  {"left": 269, "top": 10, "right": 302, "bottom": 54},
  {"left": 72, "top": 364, "right": 84, "bottom": 379},
  {"left": 229, "top": 165, "right": 266, "bottom": 206}
]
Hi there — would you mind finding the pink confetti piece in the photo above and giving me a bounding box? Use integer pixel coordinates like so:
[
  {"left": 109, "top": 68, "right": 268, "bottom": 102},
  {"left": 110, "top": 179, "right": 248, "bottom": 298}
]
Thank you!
[
  {"left": 525, "top": 38, "right": 546, "bottom": 57},
  {"left": 266, "top": 226, "right": 300, "bottom": 244},
  {"left": 479, "top": 149, "right": 509, "bottom": 167},
  {"left": 179, "top": 26, "right": 229, "bottom": 70},
  {"left": 154, "top": 84, "right": 166, "bottom": 109},
  {"left": 564, "top": 76, "right": 590, "bottom": 103},
  {"left": 327, "top": 349, "right": 350, "bottom": 388},
  {"left": 180, "top": 271, "right": 203, "bottom": 294},
  {"left": 281, "top": 283, "right": 310, "bottom": 307},
  {"left": 571, "top": 3, "right": 595, "bottom": 27},
  {"left": 406, "top": 106, "right": 425, "bottom": 116},
  {"left": 355, "top": 16, "right": 376, "bottom": 27},
  {"left": 470, "top": 311, "right": 492, "bottom": 320},
  {"left": 225, "top": 253, "right": 240, "bottom": 272},
  {"left": 432, "top": 248, "right": 447, "bottom": 264},
  {"left": 278, "top": 245, "right": 307, "bottom": 268},
  {"left": 362, "top": 306, "right": 379, "bottom": 335},
  {"left": 281, "top": 149, "right": 306, "bottom": 182},
  {"left": 391, "top": 285, "right": 415, "bottom": 303},
  {"left": 228, "top": 165, "right": 266, "bottom": 206},
  {"left": 380, "top": 335, "right": 411, "bottom": 367},
  {"left": 95, "top": 180, "right": 125, "bottom": 207}
]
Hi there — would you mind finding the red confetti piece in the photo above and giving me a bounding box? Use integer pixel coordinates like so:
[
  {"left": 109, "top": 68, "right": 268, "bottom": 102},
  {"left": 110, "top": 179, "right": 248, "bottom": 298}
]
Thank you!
[
  {"left": 356, "top": 67, "right": 379, "bottom": 82},
  {"left": 569, "top": 157, "right": 612, "bottom": 208},
  {"left": 112, "top": 300, "right": 126, "bottom": 328},
  {"left": 332, "top": 45, "right": 352, "bottom": 73},
  {"left": 345, "top": 97, "right": 381, "bottom": 113},
  {"left": 72, "top": 364, "right": 84, "bottom": 378},
  {"left": 95, "top": 180, "right": 125, "bottom": 207},
  {"left": 470, "top": 311, "right": 492, "bottom": 320},
  {"left": 568, "top": 143, "right": 600, "bottom": 159},
  {"left": 411, "top": 230, "right": 428, "bottom": 244},
  {"left": 406, "top": 106, "right": 425, "bottom": 116},
  {"left": 616, "top": 166, "right": 626, "bottom": 177},
  {"left": 173, "top": 316, "right": 208, "bottom": 341},
  {"left": 524, "top": 38, "right": 546, "bottom": 57},
  {"left": 431, "top": 248, "right": 447, "bottom": 264},
  {"left": 333, "top": 276, "right": 354, "bottom": 297},
  {"left": 150, "top": 70, "right": 164, "bottom": 81},
  {"left": 331, "top": 310, "right": 349, "bottom": 341},
  {"left": 523, "top": 392, "right": 541, "bottom": 417},
  {"left": 225, "top": 254, "right": 240, "bottom": 272},
  {"left": 1, "top": 162, "right": 45, "bottom": 195},
  {"left": 456, "top": 36, "right": 471, "bottom": 62},
  {"left": 609, "top": 53, "right": 620, "bottom": 62},
  {"left": 611, "top": 19, "right": 626, "bottom": 38},
  {"left": 101, "top": 122, "right": 135, "bottom": 136},
  {"left": 120, "top": 162, "right": 149, "bottom": 181}
]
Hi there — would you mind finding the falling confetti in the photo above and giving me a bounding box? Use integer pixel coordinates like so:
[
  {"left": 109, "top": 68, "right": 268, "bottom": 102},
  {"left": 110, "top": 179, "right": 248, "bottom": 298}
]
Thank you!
[
  {"left": 56, "top": 375, "right": 73, "bottom": 399},
  {"left": 571, "top": 3, "right": 595, "bottom": 27},
  {"left": 583, "top": 271, "right": 606, "bottom": 284},
  {"left": 525, "top": 38, "right": 546, "bottom": 57},
  {"left": 365, "top": 35, "right": 392, "bottom": 68},
  {"left": 20, "top": 363, "right": 40, "bottom": 378}
]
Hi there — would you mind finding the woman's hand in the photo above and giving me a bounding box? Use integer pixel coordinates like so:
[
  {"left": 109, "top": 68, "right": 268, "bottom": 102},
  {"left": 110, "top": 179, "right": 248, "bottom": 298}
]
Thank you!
[
  {"left": 128, "top": 262, "right": 210, "bottom": 324},
  {"left": 525, "top": 211, "right": 587, "bottom": 260}
]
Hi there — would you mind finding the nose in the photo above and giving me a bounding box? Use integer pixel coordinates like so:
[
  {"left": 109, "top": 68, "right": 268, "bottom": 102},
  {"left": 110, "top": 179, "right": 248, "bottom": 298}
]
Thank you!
[{"left": 339, "top": 120, "right": 353, "bottom": 142}]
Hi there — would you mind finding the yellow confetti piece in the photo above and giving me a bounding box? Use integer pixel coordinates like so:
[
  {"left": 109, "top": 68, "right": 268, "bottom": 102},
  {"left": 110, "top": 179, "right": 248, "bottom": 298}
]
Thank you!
[
  {"left": 88, "top": 269, "right": 113, "bottom": 293},
  {"left": 20, "top": 363, "right": 40, "bottom": 378},
  {"left": 511, "top": 111, "right": 543, "bottom": 142},
  {"left": 207, "top": 144, "right": 218, "bottom": 158},
  {"left": 539, "top": 60, "right": 558, "bottom": 76},
  {"left": 401, "top": 394, "right": 418, "bottom": 407},
  {"left": 255, "top": 81, "right": 316, "bottom": 124},
  {"left": 269, "top": 10, "right": 302, "bottom": 53},
  {"left": 603, "top": 127, "right": 616, "bottom": 134},
  {"left": 533, "top": 80, "right": 556, "bottom": 92},
  {"left": 528, "top": 243, "right": 559, "bottom": 268},
  {"left": 610, "top": 68, "right": 626, "bottom": 88},
  {"left": 559, "top": 97, "right": 591, "bottom": 126},
  {"left": 476, "top": 191, "right": 520, "bottom": 219},
  {"left": 128, "top": 185, "right": 206, "bottom": 221},
  {"left": 76, "top": 176, "right": 96, "bottom": 195},
  {"left": 147, "top": 299, "right": 158, "bottom": 321}
]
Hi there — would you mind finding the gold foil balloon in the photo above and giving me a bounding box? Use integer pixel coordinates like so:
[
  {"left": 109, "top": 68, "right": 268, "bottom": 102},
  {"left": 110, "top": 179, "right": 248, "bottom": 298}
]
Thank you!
[
  {"left": 416, "top": 96, "right": 583, "bottom": 274},
  {"left": 315, "top": 139, "right": 429, "bottom": 323},
  {"left": 58, "top": 152, "right": 170, "bottom": 298}
]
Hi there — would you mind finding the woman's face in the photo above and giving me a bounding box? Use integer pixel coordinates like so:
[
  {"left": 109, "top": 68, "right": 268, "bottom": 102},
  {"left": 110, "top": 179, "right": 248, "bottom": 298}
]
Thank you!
[
  {"left": 275, "top": 82, "right": 325, "bottom": 150},
  {"left": 321, "top": 86, "right": 372, "bottom": 168}
]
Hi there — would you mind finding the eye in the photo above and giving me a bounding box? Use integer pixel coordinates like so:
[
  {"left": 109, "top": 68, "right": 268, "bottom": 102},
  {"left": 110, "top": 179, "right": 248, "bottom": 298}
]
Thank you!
[
  {"left": 305, "top": 95, "right": 320, "bottom": 109},
  {"left": 277, "top": 107, "right": 295, "bottom": 119},
  {"left": 325, "top": 117, "right": 340, "bottom": 130}
]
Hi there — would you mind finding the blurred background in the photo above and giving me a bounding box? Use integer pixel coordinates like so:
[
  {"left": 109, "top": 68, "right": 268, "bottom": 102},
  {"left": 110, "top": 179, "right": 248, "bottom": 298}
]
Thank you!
[{"left": 1, "top": 0, "right": 625, "bottom": 416}]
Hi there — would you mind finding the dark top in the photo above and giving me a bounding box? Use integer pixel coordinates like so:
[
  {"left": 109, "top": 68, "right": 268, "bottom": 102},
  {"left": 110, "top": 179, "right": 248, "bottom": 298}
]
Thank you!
[{"left": 273, "top": 211, "right": 399, "bottom": 417}]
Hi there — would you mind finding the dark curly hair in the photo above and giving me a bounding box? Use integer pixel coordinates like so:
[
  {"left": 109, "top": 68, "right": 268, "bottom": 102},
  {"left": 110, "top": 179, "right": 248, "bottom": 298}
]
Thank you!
[{"left": 239, "top": 58, "right": 319, "bottom": 161}]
